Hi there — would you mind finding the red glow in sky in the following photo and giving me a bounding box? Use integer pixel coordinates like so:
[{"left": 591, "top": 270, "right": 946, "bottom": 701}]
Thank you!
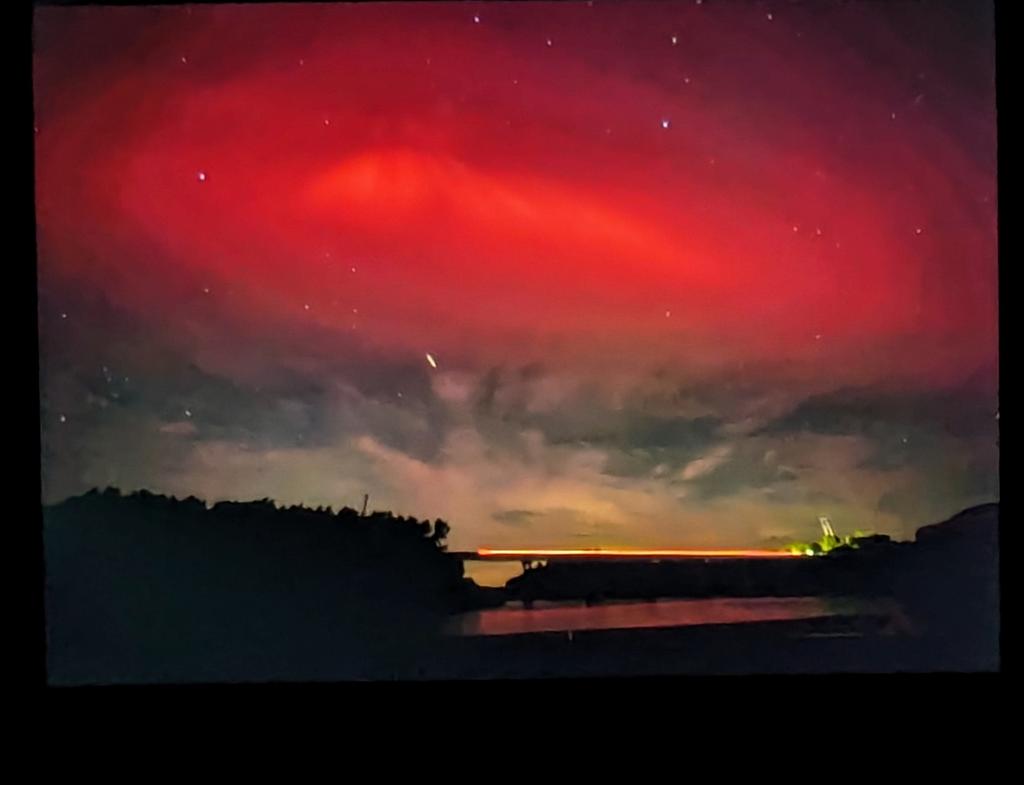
[
  {"left": 34, "top": 2, "right": 997, "bottom": 383},
  {"left": 34, "top": 2, "right": 998, "bottom": 550}
]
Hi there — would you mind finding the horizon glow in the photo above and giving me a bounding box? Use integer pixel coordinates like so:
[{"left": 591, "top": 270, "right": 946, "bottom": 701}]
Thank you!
[{"left": 35, "top": 2, "right": 998, "bottom": 551}]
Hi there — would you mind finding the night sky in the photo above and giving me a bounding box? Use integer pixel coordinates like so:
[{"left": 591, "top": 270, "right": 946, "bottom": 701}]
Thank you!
[{"left": 35, "top": 1, "right": 998, "bottom": 553}]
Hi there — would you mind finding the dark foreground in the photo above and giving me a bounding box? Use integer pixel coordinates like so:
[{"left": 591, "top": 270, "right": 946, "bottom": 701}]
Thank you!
[
  {"left": 48, "top": 615, "right": 996, "bottom": 684},
  {"left": 425, "top": 617, "right": 997, "bottom": 679},
  {"left": 43, "top": 491, "right": 999, "bottom": 683}
]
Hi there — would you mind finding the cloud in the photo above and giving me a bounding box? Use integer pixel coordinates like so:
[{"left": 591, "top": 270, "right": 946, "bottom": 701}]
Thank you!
[
  {"left": 757, "top": 381, "right": 998, "bottom": 443},
  {"left": 491, "top": 509, "right": 539, "bottom": 526},
  {"left": 351, "top": 427, "right": 701, "bottom": 547},
  {"left": 38, "top": 292, "right": 998, "bottom": 549},
  {"left": 431, "top": 370, "right": 477, "bottom": 404},
  {"left": 159, "top": 420, "right": 198, "bottom": 436}
]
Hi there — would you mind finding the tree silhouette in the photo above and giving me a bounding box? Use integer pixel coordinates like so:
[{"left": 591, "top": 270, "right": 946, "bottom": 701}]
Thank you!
[
  {"left": 42, "top": 488, "right": 494, "bottom": 683},
  {"left": 430, "top": 519, "right": 450, "bottom": 548}
]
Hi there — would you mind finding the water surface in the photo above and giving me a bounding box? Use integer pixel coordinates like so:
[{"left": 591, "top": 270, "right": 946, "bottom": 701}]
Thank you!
[{"left": 448, "top": 596, "right": 887, "bottom": 637}]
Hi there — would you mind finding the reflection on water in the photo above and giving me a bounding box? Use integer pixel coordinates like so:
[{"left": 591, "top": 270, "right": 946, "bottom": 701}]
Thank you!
[{"left": 447, "top": 596, "right": 889, "bottom": 637}]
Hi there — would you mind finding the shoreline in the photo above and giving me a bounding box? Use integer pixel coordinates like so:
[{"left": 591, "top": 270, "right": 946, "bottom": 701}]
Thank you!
[{"left": 422, "top": 614, "right": 994, "bottom": 679}]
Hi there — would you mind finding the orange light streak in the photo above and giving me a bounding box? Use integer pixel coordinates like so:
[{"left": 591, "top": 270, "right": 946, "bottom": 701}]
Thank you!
[{"left": 476, "top": 547, "right": 803, "bottom": 559}]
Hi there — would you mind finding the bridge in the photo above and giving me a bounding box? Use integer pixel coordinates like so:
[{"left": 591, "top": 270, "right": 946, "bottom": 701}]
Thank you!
[{"left": 451, "top": 547, "right": 804, "bottom": 562}]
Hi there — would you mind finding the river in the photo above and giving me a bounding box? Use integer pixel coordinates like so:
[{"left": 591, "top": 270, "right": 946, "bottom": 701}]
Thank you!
[{"left": 446, "top": 596, "right": 899, "bottom": 637}]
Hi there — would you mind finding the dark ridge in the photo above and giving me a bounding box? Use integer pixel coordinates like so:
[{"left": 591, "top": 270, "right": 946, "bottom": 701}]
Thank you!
[
  {"left": 895, "top": 502, "right": 999, "bottom": 666},
  {"left": 915, "top": 502, "right": 999, "bottom": 545}
]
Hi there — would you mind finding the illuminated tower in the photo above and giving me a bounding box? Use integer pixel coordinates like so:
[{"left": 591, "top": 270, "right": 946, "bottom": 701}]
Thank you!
[
  {"left": 818, "top": 516, "right": 837, "bottom": 539},
  {"left": 817, "top": 516, "right": 842, "bottom": 552}
]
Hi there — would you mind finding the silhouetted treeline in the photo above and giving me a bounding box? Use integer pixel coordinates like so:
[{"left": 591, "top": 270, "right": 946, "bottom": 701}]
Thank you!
[
  {"left": 43, "top": 488, "right": 489, "bottom": 683},
  {"left": 43, "top": 489, "right": 998, "bottom": 681},
  {"left": 507, "top": 548, "right": 909, "bottom": 605},
  {"left": 505, "top": 504, "right": 997, "bottom": 666},
  {"left": 506, "top": 540, "right": 910, "bottom": 605}
]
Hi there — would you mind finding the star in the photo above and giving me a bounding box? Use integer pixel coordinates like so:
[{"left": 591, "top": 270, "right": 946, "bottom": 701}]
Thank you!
[
  {"left": 324, "top": 119, "right": 331, "bottom": 126},
  {"left": 197, "top": 171, "right": 206, "bottom": 182},
  {"left": 815, "top": 227, "right": 822, "bottom": 236},
  {"left": 891, "top": 111, "right": 897, "bottom": 120},
  {"left": 661, "top": 119, "right": 671, "bottom": 129},
  {"left": 915, "top": 227, "right": 923, "bottom": 235},
  {"left": 767, "top": 12, "right": 774, "bottom": 21},
  {"left": 350, "top": 266, "right": 357, "bottom": 273},
  {"left": 792, "top": 225, "right": 799, "bottom": 232},
  {"left": 473, "top": 15, "right": 480, "bottom": 24},
  {"left": 815, "top": 334, "right": 821, "bottom": 340},
  {"left": 304, "top": 303, "right": 310, "bottom": 310},
  {"left": 60, "top": 312, "right": 67, "bottom": 319},
  {"left": 426, "top": 353, "right": 438, "bottom": 368},
  {"left": 59, "top": 414, "right": 66, "bottom": 423},
  {"left": 683, "top": 76, "right": 691, "bottom": 84},
  {"left": 180, "top": 56, "right": 188, "bottom": 64},
  {"left": 185, "top": 409, "right": 192, "bottom": 418},
  {"left": 203, "top": 286, "right": 210, "bottom": 294},
  {"left": 665, "top": 310, "right": 671, "bottom": 318},
  {"left": 546, "top": 38, "right": 553, "bottom": 47},
  {"left": 671, "top": 35, "right": 678, "bottom": 46}
]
